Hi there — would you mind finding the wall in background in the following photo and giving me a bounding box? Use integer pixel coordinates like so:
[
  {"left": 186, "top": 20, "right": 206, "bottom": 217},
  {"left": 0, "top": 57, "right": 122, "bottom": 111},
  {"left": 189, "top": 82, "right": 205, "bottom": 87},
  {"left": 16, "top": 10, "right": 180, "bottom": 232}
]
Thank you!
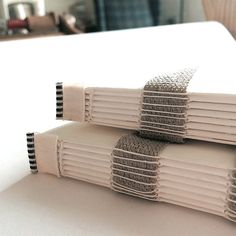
[
  {"left": 183, "top": 0, "right": 205, "bottom": 22},
  {"left": 159, "top": 0, "right": 181, "bottom": 25},
  {"left": 0, "top": 1, "right": 4, "bottom": 18},
  {"left": 45, "top": 0, "right": 78, "bottom": 14},
  {"left": 159, "top": 0, "right": 205, "bottom": 25}
]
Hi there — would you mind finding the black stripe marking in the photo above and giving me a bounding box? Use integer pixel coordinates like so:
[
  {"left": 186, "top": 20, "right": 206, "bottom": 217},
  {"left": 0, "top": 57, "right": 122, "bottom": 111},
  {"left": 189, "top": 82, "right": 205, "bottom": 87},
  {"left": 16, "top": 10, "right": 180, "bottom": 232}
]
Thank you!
[
  {"left": 56, "top": 82, "right": 63, "bottom": 119},
  {"left": 26, "top": 133, "right": 38, "bottom": 174}
]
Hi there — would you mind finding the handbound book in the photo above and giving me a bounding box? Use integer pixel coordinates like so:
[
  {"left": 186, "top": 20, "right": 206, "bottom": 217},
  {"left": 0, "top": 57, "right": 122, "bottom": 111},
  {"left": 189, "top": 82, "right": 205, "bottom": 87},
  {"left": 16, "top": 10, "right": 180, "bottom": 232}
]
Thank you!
[
  {"left": 27, "top": 123, "right": 236, "bottom": 222},
  {"left": 56, "top": 61, "right": 236, "bottom": 145}
]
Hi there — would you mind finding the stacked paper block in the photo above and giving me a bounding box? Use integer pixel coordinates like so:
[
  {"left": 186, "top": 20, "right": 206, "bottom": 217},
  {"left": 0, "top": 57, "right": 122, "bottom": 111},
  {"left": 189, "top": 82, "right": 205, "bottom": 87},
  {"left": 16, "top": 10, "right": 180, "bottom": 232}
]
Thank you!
[
  {"left": 57, "top": 63, "right": 236, "bottom": 145},
  {"left": 27, "top": 123, "right": 236, "bottom": 222}
]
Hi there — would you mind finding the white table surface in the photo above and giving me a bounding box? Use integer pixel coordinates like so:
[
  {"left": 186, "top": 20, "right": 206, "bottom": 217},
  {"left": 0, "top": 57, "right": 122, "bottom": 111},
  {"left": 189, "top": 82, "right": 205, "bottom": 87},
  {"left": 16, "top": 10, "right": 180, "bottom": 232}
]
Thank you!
[
  {"left": 0, "top": 174, "right": 236, "bottom": 236},
  {"left": 0, "top": 22, "right": 235, "bottom": 235}
]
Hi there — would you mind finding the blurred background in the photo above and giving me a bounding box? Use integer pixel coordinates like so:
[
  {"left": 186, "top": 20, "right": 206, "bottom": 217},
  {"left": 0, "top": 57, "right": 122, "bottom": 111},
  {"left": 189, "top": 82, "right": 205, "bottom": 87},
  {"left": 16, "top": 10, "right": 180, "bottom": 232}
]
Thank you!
[
  {"left": 0, "top": 0, "right": 235, "bottom": 40},
  {"left": 0, "top": 0, "right": 205, "bottom": 36}
]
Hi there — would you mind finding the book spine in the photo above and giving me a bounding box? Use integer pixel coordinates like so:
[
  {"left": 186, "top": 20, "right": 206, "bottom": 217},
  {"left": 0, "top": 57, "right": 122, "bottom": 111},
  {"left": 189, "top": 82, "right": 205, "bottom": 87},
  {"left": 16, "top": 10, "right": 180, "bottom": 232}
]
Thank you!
[
  {"left": 56, "top": 82, "right": 63, "bottom": 119},
  {"left": 26, "top": 133, "right": 38, "bottom": 174},
  {"left": 140, "top": 68, "right": 195, "bottom": 143}
]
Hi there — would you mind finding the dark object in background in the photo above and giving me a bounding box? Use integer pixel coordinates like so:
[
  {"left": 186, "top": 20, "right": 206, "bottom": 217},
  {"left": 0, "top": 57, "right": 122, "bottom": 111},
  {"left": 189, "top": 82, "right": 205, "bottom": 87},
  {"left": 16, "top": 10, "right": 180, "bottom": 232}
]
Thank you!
[
  {"left": 58, "top": 14, "right": 83, "bottom": 34},
  {"left": 95, "top": 0, "right": 160, "bottom": 31},
  {"left": 8, "top": 2, "right": 34, "bottom": 34},
  {"left": 6, "top": 12, "right": 83, "bottom": 36},
  {"left": 69, "top": 0, "right": 160, "bottom": 32},
  {"left": 70, "top": 0, "right": 97, "bottom": 32},
  {"left": 27, "top": 13, "right": 57, "bottom": 33},
  {"left": 149, "top": 0, "right": 160, "bottom": 25},
  {"left": 7, "top": 13, "right": 58, "bottom": 33}
]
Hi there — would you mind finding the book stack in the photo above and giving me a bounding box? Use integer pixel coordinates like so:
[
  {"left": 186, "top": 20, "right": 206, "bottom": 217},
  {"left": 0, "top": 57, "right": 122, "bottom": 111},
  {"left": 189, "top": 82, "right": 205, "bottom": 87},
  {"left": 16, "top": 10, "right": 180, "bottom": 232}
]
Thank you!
[{"left": 27, "top": 27, "right": 236, "bottom": 223}]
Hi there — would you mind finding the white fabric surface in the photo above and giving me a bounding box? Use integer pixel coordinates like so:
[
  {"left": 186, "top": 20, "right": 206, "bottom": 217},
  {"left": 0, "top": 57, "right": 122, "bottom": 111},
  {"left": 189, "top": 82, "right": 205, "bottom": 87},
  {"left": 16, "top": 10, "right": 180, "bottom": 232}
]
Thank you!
[{"left": 1, "top": 174, "right": 236, "bottom": 236}]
